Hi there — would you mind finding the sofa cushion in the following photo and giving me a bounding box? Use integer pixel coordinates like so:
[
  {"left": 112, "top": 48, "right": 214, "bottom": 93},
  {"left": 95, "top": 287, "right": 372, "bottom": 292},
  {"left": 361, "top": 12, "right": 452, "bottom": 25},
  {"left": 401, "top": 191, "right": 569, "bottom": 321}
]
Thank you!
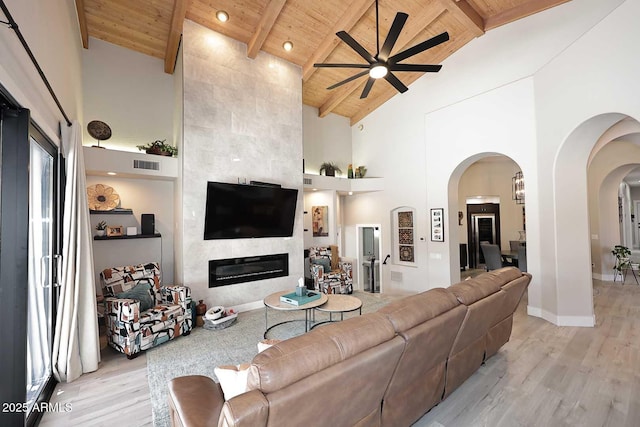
[
  {"left": 448, "top": 275, "right": 501, "bottom": 305},
  {"left": 378, "top": 288, "right": 460, "bottom": 332},
  {"left": 116, "top": 281, "right": 154, "bottom": 311},
  {"left": 247, "top": 313, "right": 395, "bottom": 393},
  {"left": 214, "top": 363, "right": 252, "bottom": 400}
]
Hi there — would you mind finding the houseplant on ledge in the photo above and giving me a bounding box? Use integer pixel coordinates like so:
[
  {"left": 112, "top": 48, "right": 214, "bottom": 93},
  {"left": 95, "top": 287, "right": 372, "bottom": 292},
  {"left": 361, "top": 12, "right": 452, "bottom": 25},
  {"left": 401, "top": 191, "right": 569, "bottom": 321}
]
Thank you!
[
  {"left": 95, "top": 221, "right": 107, "bottom": 237},
  {"left": 136, "top": 139, "right": 178, "bottom": 157},
  {"left": 319, "top": 162, "right": 342, "bottom": 177}
]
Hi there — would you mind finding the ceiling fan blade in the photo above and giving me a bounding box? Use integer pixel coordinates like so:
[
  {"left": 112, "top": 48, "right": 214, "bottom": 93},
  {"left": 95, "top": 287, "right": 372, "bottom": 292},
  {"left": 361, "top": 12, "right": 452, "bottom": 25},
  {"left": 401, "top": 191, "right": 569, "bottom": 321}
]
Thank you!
[
  {"left": 389, "top": 64, "right": 442, "bottom": 73},
  {"left": 384, "top": 72, "right": 408, "bottom": 93},
  {"left": 314, "top": 63, "right": 370, "bottom": 69},
  {"left": 327, "top": 70, "right": 370, "bottom": 90},
  {"left": 360, "top": 78, "right": 375, "bottom": 99},
  {"left": 388, "top": 32, "right": 449, "bottom": 64},
  {"left": 378, "top": 12, "right": 408, "bottom": 62},
  {"left": 337, "top": 31, "right": 376, "bottom": 63}
]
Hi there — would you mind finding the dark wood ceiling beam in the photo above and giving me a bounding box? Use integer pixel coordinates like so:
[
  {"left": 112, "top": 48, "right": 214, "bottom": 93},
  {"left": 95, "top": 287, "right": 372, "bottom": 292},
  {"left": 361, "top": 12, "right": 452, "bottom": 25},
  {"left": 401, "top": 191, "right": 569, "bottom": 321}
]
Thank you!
[
  {"left": 438, "top": 0, "right": 484, "bottom": 36},
  {"left": 302, "top": 0, "right": 374, "bottom": 82},
  {"left": 164, "top": 0, "right": 190, "bottom": 74},
  {"left": 247, "top": 0, "right": 287, "bottom": 59},
  {"left": 485, "top": 0, "right": 571, "bottom": 30},
  {"left": 317, "top": 5, "right": 447, "bottom": 118},
  {"left": 75, "top": 0, "right": 89, "bottom": 49}
]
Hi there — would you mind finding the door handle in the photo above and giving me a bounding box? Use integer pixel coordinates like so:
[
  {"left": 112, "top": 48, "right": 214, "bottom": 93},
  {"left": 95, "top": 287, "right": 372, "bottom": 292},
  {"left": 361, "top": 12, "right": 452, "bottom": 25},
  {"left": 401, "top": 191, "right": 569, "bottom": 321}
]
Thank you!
[
  {"left": 40, "top": 254, "right": 63, "bottom": 288},
  {"left": 40, "top": 256, "right": 51, "bottom": 288},
  {"left": 53, "top": 254, "right": 63, "bottom": 288}
]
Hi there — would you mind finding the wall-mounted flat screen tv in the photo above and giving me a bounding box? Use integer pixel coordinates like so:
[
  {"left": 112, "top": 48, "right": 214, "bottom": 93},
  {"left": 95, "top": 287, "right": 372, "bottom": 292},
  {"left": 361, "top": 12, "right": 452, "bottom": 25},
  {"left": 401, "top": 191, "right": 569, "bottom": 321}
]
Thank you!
[{"left": 204, "top": 181, "right": 298, "bottom": 240}]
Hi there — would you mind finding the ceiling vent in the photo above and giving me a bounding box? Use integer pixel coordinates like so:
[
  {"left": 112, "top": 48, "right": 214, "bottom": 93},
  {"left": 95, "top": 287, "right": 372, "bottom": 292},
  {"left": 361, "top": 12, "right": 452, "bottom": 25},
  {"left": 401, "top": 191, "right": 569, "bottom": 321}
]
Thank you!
[{"left": 133, "top": 159, "right": 160, "bottom": 171}]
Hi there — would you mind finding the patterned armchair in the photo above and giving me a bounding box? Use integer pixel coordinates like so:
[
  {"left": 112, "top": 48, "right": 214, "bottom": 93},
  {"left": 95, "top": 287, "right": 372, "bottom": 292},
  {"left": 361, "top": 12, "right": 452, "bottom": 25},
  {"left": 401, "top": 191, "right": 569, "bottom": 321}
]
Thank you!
[
  {"left": 309, "top": 246, "right": 353, "bottom": 294},
  {"left": 99, "top": 262, "right": 193, "bottom": 358}
]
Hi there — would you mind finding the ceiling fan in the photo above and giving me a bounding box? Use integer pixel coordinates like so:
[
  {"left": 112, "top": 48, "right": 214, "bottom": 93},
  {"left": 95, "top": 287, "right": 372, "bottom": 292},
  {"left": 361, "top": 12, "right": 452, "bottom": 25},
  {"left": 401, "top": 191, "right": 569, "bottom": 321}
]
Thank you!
[{"left": 314, "top": 0, "right": 449, "bottom": 99}]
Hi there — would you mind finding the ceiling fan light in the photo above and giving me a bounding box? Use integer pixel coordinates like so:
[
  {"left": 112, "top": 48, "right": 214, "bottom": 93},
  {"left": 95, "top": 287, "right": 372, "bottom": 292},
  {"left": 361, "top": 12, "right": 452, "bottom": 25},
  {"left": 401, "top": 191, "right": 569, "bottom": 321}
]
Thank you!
[
  {"left": 282, "top": 41, "right": 293, "bottom": 52},
  {"left": 370, "top": 64, "right": 388, "bottom": 79},
  {"left": 216, "top": 10, "right": 229, "bottom": 22}
]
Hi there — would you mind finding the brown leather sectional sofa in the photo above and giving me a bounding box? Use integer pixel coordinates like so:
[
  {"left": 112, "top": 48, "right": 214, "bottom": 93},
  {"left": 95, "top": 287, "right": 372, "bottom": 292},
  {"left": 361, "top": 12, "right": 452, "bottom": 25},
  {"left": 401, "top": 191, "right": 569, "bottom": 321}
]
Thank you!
[{"left": 168, "top": 267, "right": 531, "bottom": 427}]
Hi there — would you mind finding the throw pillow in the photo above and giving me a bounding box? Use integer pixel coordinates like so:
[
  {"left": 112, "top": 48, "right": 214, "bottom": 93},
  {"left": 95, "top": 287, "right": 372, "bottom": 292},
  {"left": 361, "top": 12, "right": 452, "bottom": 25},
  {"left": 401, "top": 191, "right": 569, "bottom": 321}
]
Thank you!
[
  {"left": 214, "top": 363, "right": 251, "bottom": 400},
  {"left": 311, "top": 257, "right": 331, "bottom": 273},
  {"left": 116, "top": 281, "right": 154, "bottom": 311},
  {"left": 257, "top": 339, "right": 281, "bottom": 353}
]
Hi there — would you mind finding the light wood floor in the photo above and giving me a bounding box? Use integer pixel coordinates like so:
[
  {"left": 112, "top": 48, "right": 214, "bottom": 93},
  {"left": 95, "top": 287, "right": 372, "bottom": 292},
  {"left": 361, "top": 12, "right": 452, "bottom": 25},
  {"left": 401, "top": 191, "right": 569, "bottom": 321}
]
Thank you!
[{"left": 39, "top": 279, "right": 640, "bottom": 427}]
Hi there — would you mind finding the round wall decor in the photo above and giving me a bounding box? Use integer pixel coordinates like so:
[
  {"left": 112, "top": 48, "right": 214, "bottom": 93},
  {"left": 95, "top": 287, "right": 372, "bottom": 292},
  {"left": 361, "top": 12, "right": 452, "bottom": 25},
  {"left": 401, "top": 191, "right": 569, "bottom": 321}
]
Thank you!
[
  {"left": 87, "top": 184, "right": 120, "bottom": 211},
  {"left": 87, "top": 120, "right": 112, "bottom": 141}
]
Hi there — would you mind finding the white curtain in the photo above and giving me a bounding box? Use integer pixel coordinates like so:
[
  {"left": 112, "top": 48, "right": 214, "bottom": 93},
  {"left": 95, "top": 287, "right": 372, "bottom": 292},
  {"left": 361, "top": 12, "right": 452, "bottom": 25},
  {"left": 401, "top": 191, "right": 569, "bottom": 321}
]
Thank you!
[{"left": 52, "top": 121, "right": 100, "bottom": 382}]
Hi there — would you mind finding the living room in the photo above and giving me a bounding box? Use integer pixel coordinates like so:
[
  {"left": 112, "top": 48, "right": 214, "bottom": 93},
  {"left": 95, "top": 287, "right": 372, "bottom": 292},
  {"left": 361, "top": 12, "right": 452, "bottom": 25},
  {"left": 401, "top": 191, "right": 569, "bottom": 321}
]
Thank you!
[{"left": 2, "top": 0, "right": 640, "bottom": 425}]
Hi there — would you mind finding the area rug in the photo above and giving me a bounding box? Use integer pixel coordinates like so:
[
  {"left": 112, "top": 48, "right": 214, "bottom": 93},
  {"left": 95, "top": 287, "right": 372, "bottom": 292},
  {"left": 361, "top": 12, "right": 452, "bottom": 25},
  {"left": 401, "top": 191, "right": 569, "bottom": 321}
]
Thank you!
[{"left": 146, "top": 291, "right": 401, "bottom": 426}]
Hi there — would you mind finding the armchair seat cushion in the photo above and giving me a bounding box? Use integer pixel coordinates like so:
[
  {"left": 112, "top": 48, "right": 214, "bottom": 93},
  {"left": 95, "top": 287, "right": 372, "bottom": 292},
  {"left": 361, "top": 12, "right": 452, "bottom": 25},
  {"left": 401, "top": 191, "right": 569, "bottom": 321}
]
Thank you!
[{"left": 140, "top": 304, "right": 183, "bottom": 325}]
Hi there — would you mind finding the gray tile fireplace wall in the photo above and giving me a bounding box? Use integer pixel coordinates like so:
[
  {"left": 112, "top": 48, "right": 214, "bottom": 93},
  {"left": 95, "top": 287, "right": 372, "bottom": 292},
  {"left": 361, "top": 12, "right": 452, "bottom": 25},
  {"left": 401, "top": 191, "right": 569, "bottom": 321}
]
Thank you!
[{"left": 178, "top": 20, "right": 303, "bottom": 308}]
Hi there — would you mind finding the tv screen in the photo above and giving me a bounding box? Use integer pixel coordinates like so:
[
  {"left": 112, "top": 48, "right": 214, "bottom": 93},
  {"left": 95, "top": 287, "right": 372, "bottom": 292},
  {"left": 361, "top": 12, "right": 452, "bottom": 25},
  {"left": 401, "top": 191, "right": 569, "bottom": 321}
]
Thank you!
[{"left": 204, "top": 181, "right": 298, "bottom": 240}]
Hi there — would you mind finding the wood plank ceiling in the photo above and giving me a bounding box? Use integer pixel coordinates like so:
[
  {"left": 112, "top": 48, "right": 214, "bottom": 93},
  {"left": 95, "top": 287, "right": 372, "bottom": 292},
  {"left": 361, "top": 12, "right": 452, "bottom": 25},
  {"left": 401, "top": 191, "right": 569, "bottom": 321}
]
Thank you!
[{"left": 75, "top": 0, "right": 571, "bottom": 125}]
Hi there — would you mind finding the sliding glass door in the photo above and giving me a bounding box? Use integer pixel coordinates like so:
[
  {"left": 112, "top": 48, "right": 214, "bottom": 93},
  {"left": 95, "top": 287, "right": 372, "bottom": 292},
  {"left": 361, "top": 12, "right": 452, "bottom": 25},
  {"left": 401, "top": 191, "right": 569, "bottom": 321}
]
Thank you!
[
  {"left": 0, "top": 91, "right": 60, "bottom": 426},
  {"left": 26, "top": 136, "right": 58, "bottom": 418}
]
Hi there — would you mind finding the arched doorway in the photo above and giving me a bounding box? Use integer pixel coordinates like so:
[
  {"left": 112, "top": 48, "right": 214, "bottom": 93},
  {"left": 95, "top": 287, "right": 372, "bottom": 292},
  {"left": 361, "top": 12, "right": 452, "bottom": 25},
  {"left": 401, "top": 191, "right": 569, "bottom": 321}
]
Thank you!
[{"left": 553, "top": 113, "right": 640, "bottom": 326}]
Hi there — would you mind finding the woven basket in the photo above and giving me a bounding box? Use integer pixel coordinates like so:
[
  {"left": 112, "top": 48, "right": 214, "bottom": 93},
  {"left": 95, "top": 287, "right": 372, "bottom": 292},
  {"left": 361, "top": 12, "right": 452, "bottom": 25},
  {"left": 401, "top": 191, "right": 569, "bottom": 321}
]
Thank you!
[{"left": 203, "top": 313, "right": 237, "bottom": 330}]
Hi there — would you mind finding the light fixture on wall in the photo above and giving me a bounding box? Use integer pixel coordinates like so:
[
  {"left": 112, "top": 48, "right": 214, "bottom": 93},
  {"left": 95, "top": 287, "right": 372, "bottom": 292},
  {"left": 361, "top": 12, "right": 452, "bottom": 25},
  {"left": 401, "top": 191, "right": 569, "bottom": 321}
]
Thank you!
[{"left": 512, "top": 171, "right": 525, "bottom": 204}]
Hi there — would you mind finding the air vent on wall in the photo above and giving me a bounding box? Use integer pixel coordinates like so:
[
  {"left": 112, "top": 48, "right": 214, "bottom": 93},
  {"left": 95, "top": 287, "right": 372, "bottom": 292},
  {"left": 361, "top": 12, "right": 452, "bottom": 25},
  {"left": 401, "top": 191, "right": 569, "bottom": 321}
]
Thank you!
[
  {"left": 390, "top": 271, "right": 403, "bottom": 282},
  {"left": 304, "top": 177, "right": 312, "bottom": 185},
  {"left": 133, "top": 159, "right": 160, "bottom": 171}
]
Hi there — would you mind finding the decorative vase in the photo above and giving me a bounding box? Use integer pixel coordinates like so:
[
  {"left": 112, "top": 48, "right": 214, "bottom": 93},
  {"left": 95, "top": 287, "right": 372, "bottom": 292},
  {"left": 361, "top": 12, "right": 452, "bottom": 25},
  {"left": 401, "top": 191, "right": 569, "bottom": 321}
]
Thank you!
[
  {"left": 196, "top": 300, "right": 207, "bottom": 327},
  {"left": 348, "top": 164, "right": 353, "bottom": 179}
]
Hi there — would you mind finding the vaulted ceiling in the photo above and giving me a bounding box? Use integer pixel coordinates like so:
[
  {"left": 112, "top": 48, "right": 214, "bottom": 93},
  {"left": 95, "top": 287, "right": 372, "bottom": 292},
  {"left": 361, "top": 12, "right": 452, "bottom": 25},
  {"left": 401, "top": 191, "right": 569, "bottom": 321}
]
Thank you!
[{"left": 75, "top": 0, "right": 570, "bottom": 125}]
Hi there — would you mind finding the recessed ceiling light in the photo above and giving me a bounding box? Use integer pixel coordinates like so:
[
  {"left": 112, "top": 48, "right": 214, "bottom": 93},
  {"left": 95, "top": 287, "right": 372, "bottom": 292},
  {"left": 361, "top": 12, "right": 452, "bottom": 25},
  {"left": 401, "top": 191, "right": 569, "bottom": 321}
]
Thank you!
[
  {"left": 107, "top": 172, "right": 117, "bottom": 176},
  {"left": 216, "top": 10, "right": 229, "bottom": 22},
  {"left": 348, "top": 191, "right": 353, "bottom": 196},
  {"left": 282, "top": 41, "right": 293, "bottom": 52}
]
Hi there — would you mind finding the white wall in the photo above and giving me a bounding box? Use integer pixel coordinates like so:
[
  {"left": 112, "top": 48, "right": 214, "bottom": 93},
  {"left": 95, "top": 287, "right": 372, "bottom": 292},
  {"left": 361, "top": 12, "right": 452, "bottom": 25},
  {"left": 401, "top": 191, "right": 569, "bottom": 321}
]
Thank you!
[
  {"left": 303, "top": 105, "right": 352, "bottom": 176},
  {"left": 82, "top": 37, "right": 175, "bottom": 151},
  {"left": 0, "top": 0, "right": 83, "bottom": 141},
  {"left": 86, "top": 176, "right": 175, "bottom": 284},
  {"left": 346, "top": 0, "right": 627, "bottom": 326},
  {"left": 180, "top": 21, "right": 303, "bottom": 309}
]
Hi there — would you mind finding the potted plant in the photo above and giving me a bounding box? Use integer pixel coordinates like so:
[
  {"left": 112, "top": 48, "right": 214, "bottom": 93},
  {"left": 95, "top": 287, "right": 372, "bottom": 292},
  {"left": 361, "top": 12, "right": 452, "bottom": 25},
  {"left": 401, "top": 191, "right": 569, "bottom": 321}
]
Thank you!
[
  {"left": 319, "top": 162, "right": 342, "bottom": 177},
  {"left": 95, "top": 221, "right": 107, "bottom": 237},
  {"left": 136, "top": 139, "right": 178, "bottom": 157}
]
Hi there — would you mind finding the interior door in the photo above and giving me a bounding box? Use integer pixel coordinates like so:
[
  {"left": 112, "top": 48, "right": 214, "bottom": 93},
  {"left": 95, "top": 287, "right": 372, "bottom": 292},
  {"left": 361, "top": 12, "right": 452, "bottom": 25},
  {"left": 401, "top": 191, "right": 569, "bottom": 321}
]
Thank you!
[{"left": 471, "top": 213, "right": 496, "bottom": 267}]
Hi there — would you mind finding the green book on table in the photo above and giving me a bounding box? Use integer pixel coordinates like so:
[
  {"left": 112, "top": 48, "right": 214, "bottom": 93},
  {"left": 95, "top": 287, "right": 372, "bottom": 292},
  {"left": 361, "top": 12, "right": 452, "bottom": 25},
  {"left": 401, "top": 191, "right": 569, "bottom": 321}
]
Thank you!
[{"left": 280, "top": 291, "right": 321, "bottom": 306}]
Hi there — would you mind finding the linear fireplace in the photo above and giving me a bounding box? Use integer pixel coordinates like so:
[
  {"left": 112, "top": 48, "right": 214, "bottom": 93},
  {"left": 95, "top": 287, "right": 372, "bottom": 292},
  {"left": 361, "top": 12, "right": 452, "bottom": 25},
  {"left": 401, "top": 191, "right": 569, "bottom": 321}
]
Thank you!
[{"left": 209, "top": 253, "right": 289, "bottom": 287}]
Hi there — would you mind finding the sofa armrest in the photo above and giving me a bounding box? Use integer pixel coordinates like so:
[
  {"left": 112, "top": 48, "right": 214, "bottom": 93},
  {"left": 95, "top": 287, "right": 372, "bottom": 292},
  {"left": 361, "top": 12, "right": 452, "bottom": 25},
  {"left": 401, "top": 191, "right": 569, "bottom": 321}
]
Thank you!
[
  {"left": 168, "top": 375, "right": 224, "bottom": 427},
  {"left": 161, "top": 285, "right": 192, "bottom": 312},
  {"left": 220, "top": 390, "right": 269, "bottom": 427},
  {"left": 104, "top": 297, "right": 141, "bottom": 335}
]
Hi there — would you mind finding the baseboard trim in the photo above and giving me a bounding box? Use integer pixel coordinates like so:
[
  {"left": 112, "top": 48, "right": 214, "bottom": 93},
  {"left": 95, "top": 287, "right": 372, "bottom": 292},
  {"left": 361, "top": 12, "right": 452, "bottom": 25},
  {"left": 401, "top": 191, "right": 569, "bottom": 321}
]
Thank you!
[
  {"left": 229, "top": 300, "right": 263, "bottom": 313},
  {"left": 527, "top": 305, "right": 594, "bottom": 327},
  {"left": 593, "top": 272, "right": 614, "bottom": 281}
]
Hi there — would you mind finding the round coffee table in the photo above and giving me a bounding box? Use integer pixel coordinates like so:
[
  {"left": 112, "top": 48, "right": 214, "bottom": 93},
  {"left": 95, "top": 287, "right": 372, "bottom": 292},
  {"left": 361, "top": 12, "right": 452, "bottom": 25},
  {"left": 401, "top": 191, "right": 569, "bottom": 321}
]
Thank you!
[
  {"left": 263, "top": 290, "right": 328, "bottom": 338},
  {"left": 311, "top": 294, "right": 362, "bottom": 329}
]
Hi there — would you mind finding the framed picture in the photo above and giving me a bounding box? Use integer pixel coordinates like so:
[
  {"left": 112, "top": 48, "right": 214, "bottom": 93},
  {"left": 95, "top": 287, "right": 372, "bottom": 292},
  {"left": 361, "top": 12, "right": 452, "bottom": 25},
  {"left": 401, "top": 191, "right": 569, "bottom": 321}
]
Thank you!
[
  {"left": 430, "top": 208, "right": 444, "bottom": 242},
  {"left": 312, "top": 206, "right": 329, "bottom": 237},
  {"left": 106, "top": 225, "right": 124, "bottom": 237}
]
